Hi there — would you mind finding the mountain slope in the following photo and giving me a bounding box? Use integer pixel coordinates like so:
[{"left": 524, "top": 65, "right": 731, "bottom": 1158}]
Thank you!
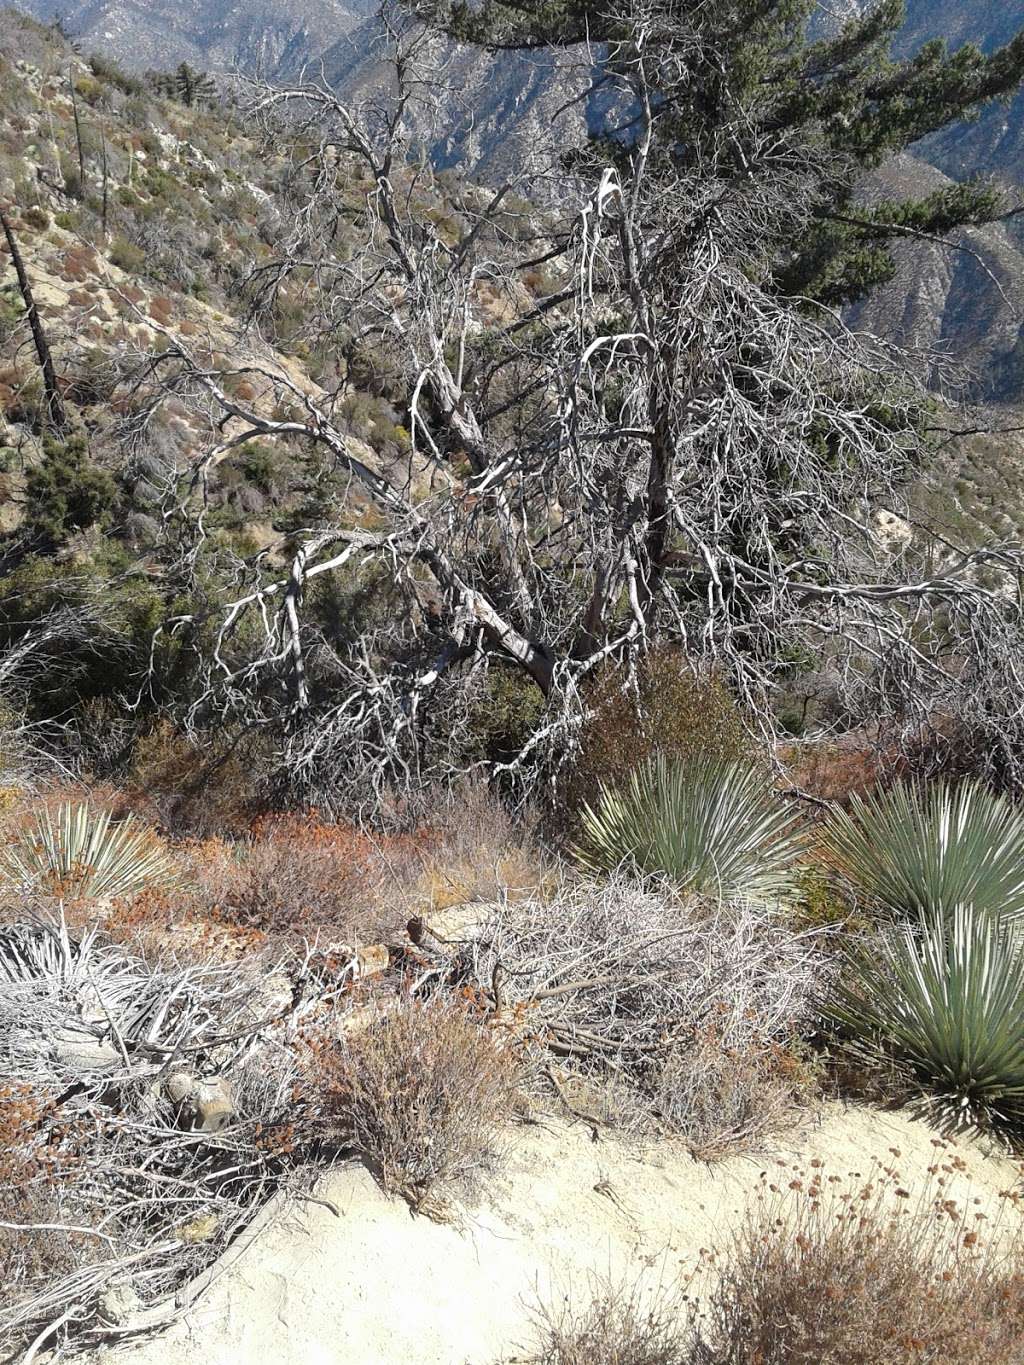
[
  {"left": 315, "top": 23, "right": 593, "bottom": 183},
  {"left": 848, "top": 155, "right": 1024, "bottom": 402},
  {"left": 12, "top": 0, "right": 370, "bottom": 76}
]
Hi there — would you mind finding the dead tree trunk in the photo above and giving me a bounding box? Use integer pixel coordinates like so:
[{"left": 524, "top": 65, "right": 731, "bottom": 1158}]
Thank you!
[
  {"left": 0, "top": 204, "right": 66, "bottom": 431},
  {"left": 69, "top": 68, "right": 86, "bottom": 188}
]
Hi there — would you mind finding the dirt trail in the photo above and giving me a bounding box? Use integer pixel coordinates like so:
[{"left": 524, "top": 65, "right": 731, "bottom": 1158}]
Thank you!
[{"left": 94, "top": 1102, "right": 1024, "bottom": 1365}]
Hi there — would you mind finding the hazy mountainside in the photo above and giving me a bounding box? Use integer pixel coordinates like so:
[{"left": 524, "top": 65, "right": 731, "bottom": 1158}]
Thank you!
[
  {"left": 3, "top": 1, "right": 1024, "bottom": 397},
  {"left": 849, "top": 155, "right": 1024, "bottom": 402},
  {"left": 307, "top": 1, "right": 1024, "bottom": 402},
  {"left": 316, "top": 28, "right": 591, "bottom": 184},
  {"left": 11, "top": 0, "right": 370, "bottom": 76},
  {"left": 317, "top": 2, "right": 1024, "bottom": 187},
  {"left": 13, "top": 0, "right": 1024, "bottom": 185}
]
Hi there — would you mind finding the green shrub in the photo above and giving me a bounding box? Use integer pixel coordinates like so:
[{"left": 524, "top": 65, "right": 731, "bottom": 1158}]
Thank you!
[
  {"left": 108, "top": 236, "right": 147, "bottom": 276},
  {"left": 0, "top": 546, "right": 167, "bottom": 726},
  {"left": 576, "top": 753, "right": 804, "bottom": 899},
  {"left": 823, "top": 779, "right": 1024, "bottom": 924},
  {"left": 23, "top": 434, "right": 117, "bottom": 547},
  {"left": 20, "top": 206, "right": 48, "bottom": 232},
  {"left": 788, "top": 865, "right": 860, "bottom": 932},
  {"left": 467, "top": 665, "right": 546, "bottom": 768},
  {"left": 88, "top": 53, "right": 145, "bottom": 97},
  {"left": 73, "top": 76, "right": 103, "bottom": 105},
  {"left": 0, "top": 287, "right": 21, "bottom": 344},
  {"left": 831, "top": 903, "right": 1024, "bottom": 1137},
  {"left": 239, "top": 441, "right": 282, "bottom": 496}
]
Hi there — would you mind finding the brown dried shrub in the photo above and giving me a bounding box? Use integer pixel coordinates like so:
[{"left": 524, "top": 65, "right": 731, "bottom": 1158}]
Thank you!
[
  {"left": 653, "top": 1033, "right": 817, "bottom": 1162},
  {"left": 781, "top": 738, "right": 882, "bottom": 806},
  {"left": 184, "top": 814, "right": 431, "bottom": 944},
  {"left": 308, "top": 997, "right": 521, "bottom": 1207},
  {"left": 565, "top": 649, "right": 751, "bottom": 821},
  {"left": 409, "top": 781, "right": 544, "bottom": 912},
  {"left": 0, "top": 1083, "right": 97, "bottom": 1304},
  {"left": 698, "top": 1188, "right": 1024, "bottom": 1364},
  {"left": 526, "top": 1186, "right": 1024, "bottom": 1365}
]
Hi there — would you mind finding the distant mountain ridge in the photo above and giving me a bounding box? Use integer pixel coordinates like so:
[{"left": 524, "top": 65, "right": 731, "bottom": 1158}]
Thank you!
[
  {"left": 10, "top": 0, "right": 1024, "bottom": 399},
  {"left": 13, "top": 0, "right": 1024, "bottom": 185},
  {"left": 11, "top": 0, "right": 371, "bottom": 75}
]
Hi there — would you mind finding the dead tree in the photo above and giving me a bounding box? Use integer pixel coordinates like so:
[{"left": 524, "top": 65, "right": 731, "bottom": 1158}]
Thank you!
[
  {"left": 0, "top": 203, "right": 66, "bottom": 431},
  {"left": 135, "top": 3, "right": 1024, "bottom": 810}
]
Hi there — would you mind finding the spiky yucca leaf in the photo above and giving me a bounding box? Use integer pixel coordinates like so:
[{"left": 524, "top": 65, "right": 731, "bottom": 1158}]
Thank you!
[
  {"left": 831, "top": 904, "right": 1024, "bottom": 1136},
  {"left": 0, "top": 801, "right": 177, "bottom": 901},
  {"left": 823, "top": 780, "right": 1024, "bottom": 923},
  {"left": 576, "top": 753, "right": 803, "bottom": 898}
]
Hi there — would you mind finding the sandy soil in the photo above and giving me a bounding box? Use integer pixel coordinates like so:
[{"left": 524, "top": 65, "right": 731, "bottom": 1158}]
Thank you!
[{"left": 94, "top": 1102, "right": 1024, "bottom": 1365}]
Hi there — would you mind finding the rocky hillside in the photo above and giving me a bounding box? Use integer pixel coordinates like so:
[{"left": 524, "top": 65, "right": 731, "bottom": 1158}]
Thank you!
[
  {"left": 15, "top": 0, "right": 1024, "bottom": 187},
  {"left": 11, "top": 1, "right": 1024, "bottom": 398},
  {"left": 848, "top": 154, "right": 1024, "bottom": 402},
  {"left": 0, "top": 11, "right": 461, "bottom": 566},
  {"left": 316, "top": 24, "right": 592, "bottom": 184}
]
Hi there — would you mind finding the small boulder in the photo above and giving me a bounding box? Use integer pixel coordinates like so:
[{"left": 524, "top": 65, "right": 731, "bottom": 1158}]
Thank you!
[{"left": 164, "top": 1071, "right": 235, "bottom": 1132}]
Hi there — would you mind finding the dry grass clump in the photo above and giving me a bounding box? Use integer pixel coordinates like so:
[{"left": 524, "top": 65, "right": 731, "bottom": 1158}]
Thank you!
[
  {"left": 697, "top": 1185, "right": 1024, "bottom": 1364},
  {"left": 472, "top": 876, "right": 827, "bottom": 1156},
  {"left": 527, "top": 1278, "right": 690, "bottom": 1365},
  {"left": 524, "top": 1179, "right": 1024, "bottom": 1365},
  {"left": 410, "top": 781, "right": 543, "bottom": 911},
  {"left": 309, "top": 997, "right": 522, "bottom": 1208}
]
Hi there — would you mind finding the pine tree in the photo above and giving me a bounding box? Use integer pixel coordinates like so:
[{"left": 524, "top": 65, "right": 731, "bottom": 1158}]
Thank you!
[
  {"left": 175, "top": 63, "right": 216, "bottom": 108},
  {"left": 418, "top": 0, "right": 1024, "bottom": 305}
]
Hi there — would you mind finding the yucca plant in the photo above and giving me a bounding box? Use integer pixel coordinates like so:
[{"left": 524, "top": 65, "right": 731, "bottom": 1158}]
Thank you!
[
  {"left": 0, "top": 801, "right": 177, "bottom": 902},
  {"left": 576, "top": 753, "right": 804, "bottom": 899},
  {"left": 823, "top": 780, "right": 1024, "bottom": 924},
  {"left": 831, "top": 903, "right": 1024, "bottom": 1137}
]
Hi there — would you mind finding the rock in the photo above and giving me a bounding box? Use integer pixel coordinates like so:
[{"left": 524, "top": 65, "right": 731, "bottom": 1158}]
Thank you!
[
  {"left": 164, "top": 1072, "right": 236, "bottom": 1132},
  {"left": 164, "top": 1071, "right": 197, "bottom": 1106},
  {"left": 52, "top": 1026, "right": 121, "bottom": 1073},
  {"left": 98, "top": 1281, "right": 143, "bottom": 1325},
  {"left": 174, "top": 1212, "right": 220, "bottom": 1244},
  {"left": 253, "top": 970, "right": 293, "bottom": 1017},
  {"left": 416, "top": 902, "right": 497, "bottom": 943},
  {"left": 194, "top": 1077, "right": 235, "bottom": 1133},
  {"left": 355, "top": 943, "right": 390, "bottom": 978}
]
